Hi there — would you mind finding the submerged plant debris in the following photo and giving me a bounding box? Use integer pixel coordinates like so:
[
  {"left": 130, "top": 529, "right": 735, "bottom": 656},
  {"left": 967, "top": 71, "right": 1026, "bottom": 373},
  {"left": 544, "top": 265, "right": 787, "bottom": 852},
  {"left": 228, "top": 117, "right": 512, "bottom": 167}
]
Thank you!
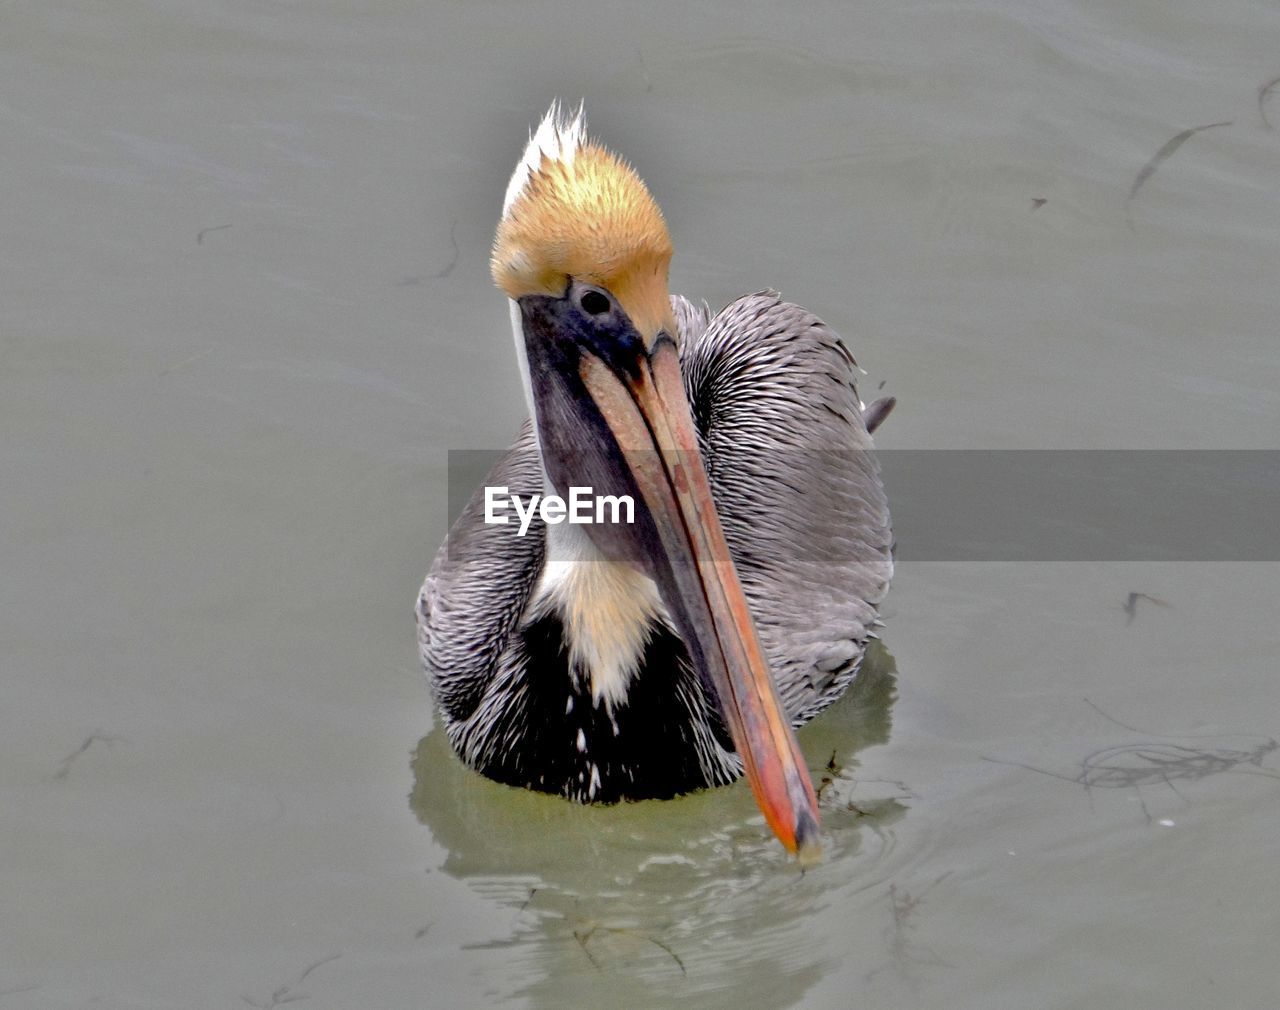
[
  {"left": 864, "top": 873, "right": 954, "bottom": 984},
  {"left": 54, "top": 731, "right": 124, "bottom": 780},
  {"left": 1123, "top": 591, "right": 1169, "bottom": 625},
  {"left": 196, "top": 223, "right": 232, "bottom": 245},
  {"left": 1259, "top": 73, "right": 1280, "bottom": 129},
  {"left": 242, "top": 953, "right": 340, "bottom": 1009},
  {"left": 433, "top": 220, "right": 460, "bottom": 278},
  {"left": 572, "top": 921, "right": 687, "bottom": 977},
  {"left": 985, "top": 699, "right": 1279, "bottom": 822},
  {"left": 1124, "top": 121, "right": 1232, "bottom": 229}
]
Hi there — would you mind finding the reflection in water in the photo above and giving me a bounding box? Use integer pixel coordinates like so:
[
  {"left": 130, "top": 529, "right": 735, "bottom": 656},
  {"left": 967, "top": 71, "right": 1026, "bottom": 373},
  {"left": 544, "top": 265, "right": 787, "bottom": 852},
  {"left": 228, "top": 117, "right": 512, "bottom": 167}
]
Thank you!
[{"left": 410, "top": 643, "right": 902, "bottom": 1006}]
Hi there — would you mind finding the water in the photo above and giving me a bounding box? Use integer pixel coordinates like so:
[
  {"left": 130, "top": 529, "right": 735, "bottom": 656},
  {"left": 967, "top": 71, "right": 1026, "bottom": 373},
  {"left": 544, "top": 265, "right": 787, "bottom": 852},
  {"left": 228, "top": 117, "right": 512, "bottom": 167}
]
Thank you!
[{"left": 4, "top": 2, "right": 1279, "bottom": 1007}]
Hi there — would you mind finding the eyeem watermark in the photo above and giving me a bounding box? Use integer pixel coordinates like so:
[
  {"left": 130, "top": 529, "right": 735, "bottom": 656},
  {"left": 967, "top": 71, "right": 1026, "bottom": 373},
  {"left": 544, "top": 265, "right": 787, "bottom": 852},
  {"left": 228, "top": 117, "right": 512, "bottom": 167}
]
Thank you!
[
  {"left": 484, "top": 485, "right": 635, "bottom": 537},
  {"left": 448, "top": 449, "right": 1280, "bottom": 560}
]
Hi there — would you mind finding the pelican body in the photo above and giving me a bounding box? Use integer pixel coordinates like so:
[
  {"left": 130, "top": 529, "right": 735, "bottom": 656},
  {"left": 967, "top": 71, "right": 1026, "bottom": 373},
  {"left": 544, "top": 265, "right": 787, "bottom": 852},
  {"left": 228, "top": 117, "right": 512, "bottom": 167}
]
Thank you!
[{"left": 417, "top": 104, "right": 893, "bottom": 856}]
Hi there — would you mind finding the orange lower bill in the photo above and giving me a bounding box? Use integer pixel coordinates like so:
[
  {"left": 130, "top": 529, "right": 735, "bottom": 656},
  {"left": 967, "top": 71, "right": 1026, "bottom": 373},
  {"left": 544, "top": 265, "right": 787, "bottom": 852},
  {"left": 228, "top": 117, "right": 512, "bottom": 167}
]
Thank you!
[{"left": 579, "top": 338, "right": 821, "bottom": 858}]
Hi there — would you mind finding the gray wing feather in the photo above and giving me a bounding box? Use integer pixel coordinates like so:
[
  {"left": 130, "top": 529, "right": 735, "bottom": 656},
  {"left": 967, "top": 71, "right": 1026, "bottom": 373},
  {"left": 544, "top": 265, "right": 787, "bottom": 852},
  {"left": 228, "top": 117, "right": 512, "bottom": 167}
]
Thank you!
[
  {"left": 862, "top": 396, "right": 896, "bottom": 434},
  {"left": 419, "top": 293, "right": 893, "bottom": 739},
  {"left": 416, "top": 422, "right": 544, "bottom": 727},
  {"left": 674, "top": 291, "right": 893, "bottom": 725}
]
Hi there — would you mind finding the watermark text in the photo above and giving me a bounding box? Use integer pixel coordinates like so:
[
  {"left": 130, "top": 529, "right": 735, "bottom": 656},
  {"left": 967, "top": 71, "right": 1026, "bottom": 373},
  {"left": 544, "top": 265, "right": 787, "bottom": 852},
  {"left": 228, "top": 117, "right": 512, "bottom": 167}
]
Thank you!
[{"left": 484, "top": 486, "right": 635, "bottom": 537}]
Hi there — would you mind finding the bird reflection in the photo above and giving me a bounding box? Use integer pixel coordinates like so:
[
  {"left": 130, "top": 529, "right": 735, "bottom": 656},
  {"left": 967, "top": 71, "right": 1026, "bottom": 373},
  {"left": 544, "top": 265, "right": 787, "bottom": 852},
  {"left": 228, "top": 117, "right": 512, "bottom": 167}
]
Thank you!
[{"left": 409, "top": 642, "right": 902, "bottom": 1006}]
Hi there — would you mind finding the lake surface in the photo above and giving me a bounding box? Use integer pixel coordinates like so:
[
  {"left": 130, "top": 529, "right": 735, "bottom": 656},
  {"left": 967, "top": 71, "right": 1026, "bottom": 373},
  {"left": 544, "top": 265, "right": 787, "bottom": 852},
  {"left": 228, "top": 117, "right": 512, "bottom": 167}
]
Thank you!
[{"left": 4, "top": 2, "right": 1279, "bottom": 1007}]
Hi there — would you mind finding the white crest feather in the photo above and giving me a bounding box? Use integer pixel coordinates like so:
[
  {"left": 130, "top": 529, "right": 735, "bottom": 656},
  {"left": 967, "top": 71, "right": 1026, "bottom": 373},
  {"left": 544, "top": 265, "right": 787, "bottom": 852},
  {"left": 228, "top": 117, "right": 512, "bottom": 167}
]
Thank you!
[{"left": 501, "top": 99, "right": 587, "bottom": 218}]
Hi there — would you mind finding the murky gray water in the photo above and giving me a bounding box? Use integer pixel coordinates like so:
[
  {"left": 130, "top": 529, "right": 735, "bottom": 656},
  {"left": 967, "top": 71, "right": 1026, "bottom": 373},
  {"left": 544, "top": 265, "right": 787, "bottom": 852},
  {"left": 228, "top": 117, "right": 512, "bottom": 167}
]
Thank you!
[{"left": 5, "top": 2, "right": 1279, "bottom": 1007}]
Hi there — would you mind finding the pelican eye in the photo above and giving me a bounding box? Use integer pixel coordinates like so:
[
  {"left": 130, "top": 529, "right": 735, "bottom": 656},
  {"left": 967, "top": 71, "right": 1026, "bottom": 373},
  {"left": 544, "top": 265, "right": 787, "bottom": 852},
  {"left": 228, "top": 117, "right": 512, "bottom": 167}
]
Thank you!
[{"left": 578, "top": 288, "right": 611, "bottom": 316}]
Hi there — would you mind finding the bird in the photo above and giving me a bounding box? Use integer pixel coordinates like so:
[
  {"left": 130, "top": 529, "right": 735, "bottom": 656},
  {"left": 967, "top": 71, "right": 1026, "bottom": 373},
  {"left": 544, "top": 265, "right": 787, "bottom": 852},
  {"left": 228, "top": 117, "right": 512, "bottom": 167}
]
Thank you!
[{"left": 416, "top": 102, "right": 893, "bottom": 858}]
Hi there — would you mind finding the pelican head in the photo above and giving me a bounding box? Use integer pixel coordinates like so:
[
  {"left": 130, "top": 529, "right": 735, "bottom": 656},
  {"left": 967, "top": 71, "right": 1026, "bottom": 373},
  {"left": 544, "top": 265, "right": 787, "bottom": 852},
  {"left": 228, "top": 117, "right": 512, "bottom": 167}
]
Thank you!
[
  {"left": 493, "top": 104, "right": 675, "bottom": 345},
  {"left": 488, "top": 103, "right": 821, "bottom": 857}
]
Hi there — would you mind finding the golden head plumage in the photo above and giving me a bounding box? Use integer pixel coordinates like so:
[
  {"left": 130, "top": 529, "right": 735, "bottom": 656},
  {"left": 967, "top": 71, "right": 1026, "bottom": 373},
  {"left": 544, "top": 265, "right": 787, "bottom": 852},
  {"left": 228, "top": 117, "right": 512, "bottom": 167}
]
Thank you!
[{"left": 492, "top": 102, "right": 676, "bottom": 343}]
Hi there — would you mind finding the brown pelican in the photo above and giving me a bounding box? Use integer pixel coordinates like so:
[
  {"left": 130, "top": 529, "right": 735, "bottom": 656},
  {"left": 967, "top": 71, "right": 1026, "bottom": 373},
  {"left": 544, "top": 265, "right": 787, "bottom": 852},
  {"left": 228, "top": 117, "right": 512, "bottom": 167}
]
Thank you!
[{"left": 416, "top": 103, "right": 893, "bottom": 857}]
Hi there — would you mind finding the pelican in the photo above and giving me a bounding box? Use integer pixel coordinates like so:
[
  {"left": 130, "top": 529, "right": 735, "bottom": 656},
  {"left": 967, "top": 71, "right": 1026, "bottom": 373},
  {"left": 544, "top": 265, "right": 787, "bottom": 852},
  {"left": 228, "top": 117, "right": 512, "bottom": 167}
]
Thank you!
[{"left": 416, "top": 103, "right": 893, "bottom": 857}]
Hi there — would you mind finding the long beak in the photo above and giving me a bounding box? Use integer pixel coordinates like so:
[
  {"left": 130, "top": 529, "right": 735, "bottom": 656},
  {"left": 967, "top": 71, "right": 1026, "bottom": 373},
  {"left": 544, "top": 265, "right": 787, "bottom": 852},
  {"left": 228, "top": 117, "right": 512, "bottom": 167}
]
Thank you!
[{"left": 575, "top": 334, "right": 821, "bottom": 858}]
